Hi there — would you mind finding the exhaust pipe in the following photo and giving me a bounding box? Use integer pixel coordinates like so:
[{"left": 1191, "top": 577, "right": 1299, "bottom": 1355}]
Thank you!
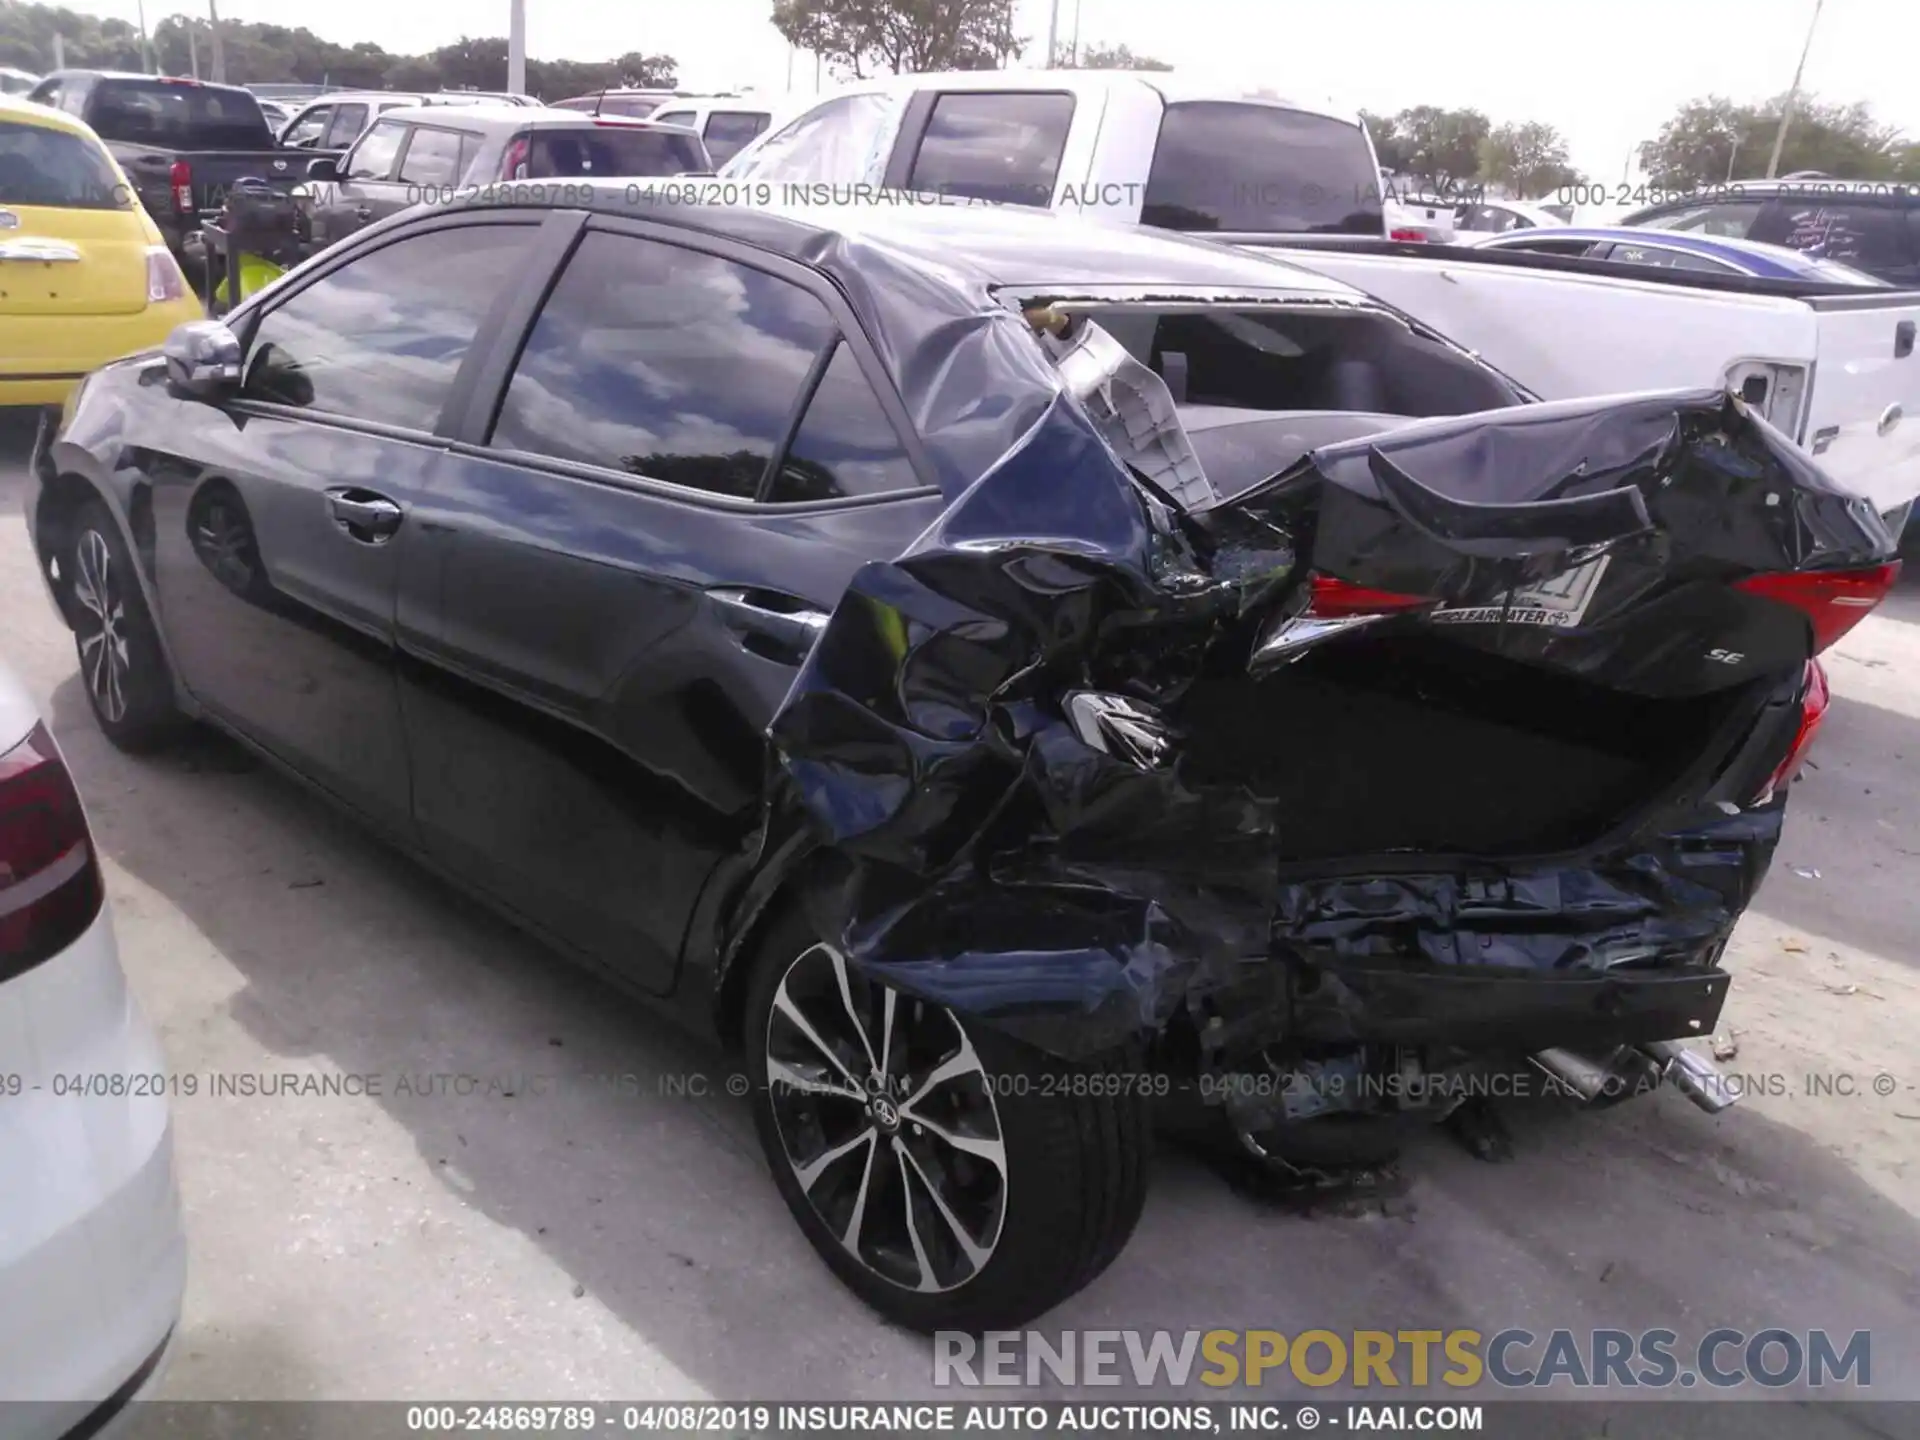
[
  {"left": 1641, "top": 1040, "right": 1739, "bottom": 1114},
  {"left": 1532, "top": 1043, "right": 1738, "bottom": 1115},
  {"left": 1531, "top": 1047, "right": 1621, "bottom": 1104}
]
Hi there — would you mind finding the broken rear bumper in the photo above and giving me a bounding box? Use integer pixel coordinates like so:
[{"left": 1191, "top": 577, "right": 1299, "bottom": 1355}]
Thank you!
[{"left": 1276, "top": 953, "right": 1731, "bottom": 1052}]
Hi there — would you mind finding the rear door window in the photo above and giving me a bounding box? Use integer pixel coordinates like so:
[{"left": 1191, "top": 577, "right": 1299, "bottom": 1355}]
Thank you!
[
  {"left": 516, "top": 126, "right": 706, "bottom": 177},
  {"left": 905, "top": 92, "right": 1074, "bottom": 206},
  {"left": 0, "top": 120, "right": 130, "bottom": 210},
  {"left": 323, "top": 103, "right": 369, "bottom": 149},
  {"left": 283, "top": 104, "right": 333, "bottom": 147},
  {"left": 1594, "top": 242, "right": 1742, "bottom": 275},
  {"left": 489, "top": 230, "right": 838, "bottom": 498},
  {"left": 1143, "top": 102, "right": 1383, "bottom": 234},
  {"left": 770, "top": 343, "right": 919, "bottom": 503},
  {"left": 346, "top": 120, "right": 407, "bottom": 180},
  {"left": 398, "top": 127, "right": 465, "bottom": 186},
  {"left": 455, "top": 131, "right": 485, "bottom": 180},
  {"left": 703, "top": 112, "right": 771, "bottom": 167}
]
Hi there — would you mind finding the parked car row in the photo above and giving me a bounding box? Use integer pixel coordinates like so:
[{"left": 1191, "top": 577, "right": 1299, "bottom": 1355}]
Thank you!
[
  {"left": 1468, "top": 224, "right": 1887, "bottom": 282},
  {"left": 703, "top": 69, "right": 1920, "bottom": 533},
  {"left": 297, "top": 104, "right": 711, "bottom": 247},
  {"left": 24, "top": 70, "right": 318, "bottom": 261}
]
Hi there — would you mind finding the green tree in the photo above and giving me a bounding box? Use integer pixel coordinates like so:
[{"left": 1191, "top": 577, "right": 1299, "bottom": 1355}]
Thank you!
[
  {"left": 1052, "top": 40, "right": 1171, "bottom": 70},
  {"left": 1387, "top": 105, "right": 1490, "bottom": 192},
  {"left": 771, "top": 0, "right": 1022, "bottom": 78},
  {"left": 0, "top": 2, "right": 143, "bottom": 71},
  {"left": 1360, "top": 110, "right": 1408, "bottom": 174},
  {"left": 1478, "top": 120, "right": 1581, "bottom": 197},
  {"left": 0, "top": 1, "right": 674, "bottom": 97},
  {"left": 1637, "top": 94, "right": 1908, "bottom": 187}
]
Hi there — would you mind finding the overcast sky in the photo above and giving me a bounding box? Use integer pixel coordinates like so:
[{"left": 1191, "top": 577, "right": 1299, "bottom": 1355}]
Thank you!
[{"left": 106, "top": 0, "right": 1918, "bottom": 178}]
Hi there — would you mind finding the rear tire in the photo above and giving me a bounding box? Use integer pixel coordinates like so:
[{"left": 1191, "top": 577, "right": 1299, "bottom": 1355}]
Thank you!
[
  {"left": 69, "top": 499, "right": 183, "bottom": 754},
  {"left": 743, "top": 908, "right": 1151, "bottom": 1332}
]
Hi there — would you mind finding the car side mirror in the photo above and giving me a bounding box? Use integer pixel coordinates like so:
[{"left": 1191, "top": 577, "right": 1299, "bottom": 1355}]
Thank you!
[
  {"left": 306, "top": 156, "right": 341, "bottom": 181},
  {"left": 163, "top": 320, "right": 243, "bottom": 401}
]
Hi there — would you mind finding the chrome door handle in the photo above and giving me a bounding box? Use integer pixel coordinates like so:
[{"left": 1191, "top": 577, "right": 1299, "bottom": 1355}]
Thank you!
[
  {"left": 708, "top": 587, "right": 829, "bottom": 659},
  {"left": 325, "top": 487, "right": 403, "bottom": 542}
]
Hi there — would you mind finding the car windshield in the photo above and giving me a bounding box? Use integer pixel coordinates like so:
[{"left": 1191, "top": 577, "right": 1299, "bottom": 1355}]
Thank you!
[
  {"left": 522, "top": 127, "right": 707, "bottom": 177},
  {"left": 88, "top": 79, "right": 270, "bottom": 148},
  {"left": 0, "top": 120, "right": 129, "bottom": 209}
]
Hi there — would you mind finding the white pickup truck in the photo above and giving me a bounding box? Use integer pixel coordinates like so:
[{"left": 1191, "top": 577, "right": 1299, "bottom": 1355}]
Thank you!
[{"left": 716, "top": 69, "right": 1920, "bottom": 526}]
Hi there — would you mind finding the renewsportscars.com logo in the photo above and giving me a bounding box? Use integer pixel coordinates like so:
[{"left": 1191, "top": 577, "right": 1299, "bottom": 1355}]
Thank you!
[{"left": 933, "top": 1328, "right": 1873, "bottom": 1390}]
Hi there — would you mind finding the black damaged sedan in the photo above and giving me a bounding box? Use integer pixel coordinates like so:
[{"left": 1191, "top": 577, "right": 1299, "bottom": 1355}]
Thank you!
[{"left": 26, "top": 193, "right": 1901, "bottom": 1331}]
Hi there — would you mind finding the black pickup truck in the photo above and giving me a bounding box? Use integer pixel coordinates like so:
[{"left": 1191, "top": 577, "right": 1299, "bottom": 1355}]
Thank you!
[{"left": 24, "top": 70, "right": 338, "bottom": 262}]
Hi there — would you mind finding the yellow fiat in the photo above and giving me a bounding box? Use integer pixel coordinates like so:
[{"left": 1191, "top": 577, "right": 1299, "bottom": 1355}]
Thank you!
[{"left": 1, "top": 92, "right": 200, "bottom": 408}]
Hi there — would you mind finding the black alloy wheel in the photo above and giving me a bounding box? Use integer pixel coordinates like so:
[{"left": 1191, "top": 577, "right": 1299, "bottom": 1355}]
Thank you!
[
  {"left": 68, "top": 498, "right": 182, "bottom": 753},
  {"left": 743, "top": 909, "right": 1153, "bottom": 1332}
]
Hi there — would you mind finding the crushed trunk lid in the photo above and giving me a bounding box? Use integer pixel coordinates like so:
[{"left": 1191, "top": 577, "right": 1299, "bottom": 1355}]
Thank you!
[{"left": 764, "top": 326, "right": 1898, "bottom": 1061}]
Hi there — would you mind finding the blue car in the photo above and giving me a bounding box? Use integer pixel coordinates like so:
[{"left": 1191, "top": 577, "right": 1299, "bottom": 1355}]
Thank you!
[{"left": 1468, "top": 225, "right": 1886, "bottom": 285}]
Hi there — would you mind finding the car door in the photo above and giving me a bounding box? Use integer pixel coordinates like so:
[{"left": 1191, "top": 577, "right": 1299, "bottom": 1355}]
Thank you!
[
  {"left": 311, "top": 117, "right": 408, "bottom": 247},
  {"left": 141, "top": 213, "right": 541, "bottom": 839},
  {"left": 396, "top": 215, "right": 945, "bottom": 994}
]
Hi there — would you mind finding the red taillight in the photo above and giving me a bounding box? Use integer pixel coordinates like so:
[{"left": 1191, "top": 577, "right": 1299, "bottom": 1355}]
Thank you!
[
  {"left": 168, "top": 159, "right": 193, "bottom": 212},
  {"left": 1755, "top": 659, "right": 1830, "bottom": 803},
  {"left": 1734, "top": 562, "right": 1901, "bottom": 654},
  {"left": 500, "top": 136, "right": 531, "bottom": 180},
  {"left": 1306, "top": 573, "right": 1436, "bottom": 618},
  {"left": 1389, "top": 227, "right": 1431, "bottom": 242},
  {"left": 0, "top": 723, "right": 104, "bottom": 984}
]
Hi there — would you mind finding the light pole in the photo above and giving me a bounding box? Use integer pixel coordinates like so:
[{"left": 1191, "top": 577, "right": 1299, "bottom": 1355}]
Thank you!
[
  {"left": 1070, "top": 0, "right": 1082, "bottom": 65},
  {"left": 1766, "top": 0, "right": 1825, "bottom": 179},
  {"left": 1726, "top": 133, "right": 1741, "bottom": 182},
  {"left": 508, "top": 0, "right": 526, "bottom": 96},
  {"left": 207, "top": 0, "right": 225, "bottom": 83},
  {"left": 135, "top": 0, "right": 152, "bottom": 72},
  {"left": 1046, "top": 0, "right": 1060, "bottom": 67}
]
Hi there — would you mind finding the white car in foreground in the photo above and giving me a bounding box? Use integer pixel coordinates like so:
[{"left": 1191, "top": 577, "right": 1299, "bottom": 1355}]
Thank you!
[{"left": 0, "top": 660, "right": 185, "bottom": 1435}]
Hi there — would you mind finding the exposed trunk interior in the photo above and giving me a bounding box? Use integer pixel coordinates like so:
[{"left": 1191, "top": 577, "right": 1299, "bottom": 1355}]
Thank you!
[{"left": 1178, "top": 633, "right": 1765, "bottom": 861}]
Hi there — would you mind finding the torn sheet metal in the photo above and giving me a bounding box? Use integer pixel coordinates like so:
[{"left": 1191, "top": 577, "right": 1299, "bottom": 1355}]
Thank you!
[
  {"left": 1032, "top": 310, "right": 1217, "bottom": 510},
  {"left": 766, "top": 380, "right": 1895, "bottom": 1063}
]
